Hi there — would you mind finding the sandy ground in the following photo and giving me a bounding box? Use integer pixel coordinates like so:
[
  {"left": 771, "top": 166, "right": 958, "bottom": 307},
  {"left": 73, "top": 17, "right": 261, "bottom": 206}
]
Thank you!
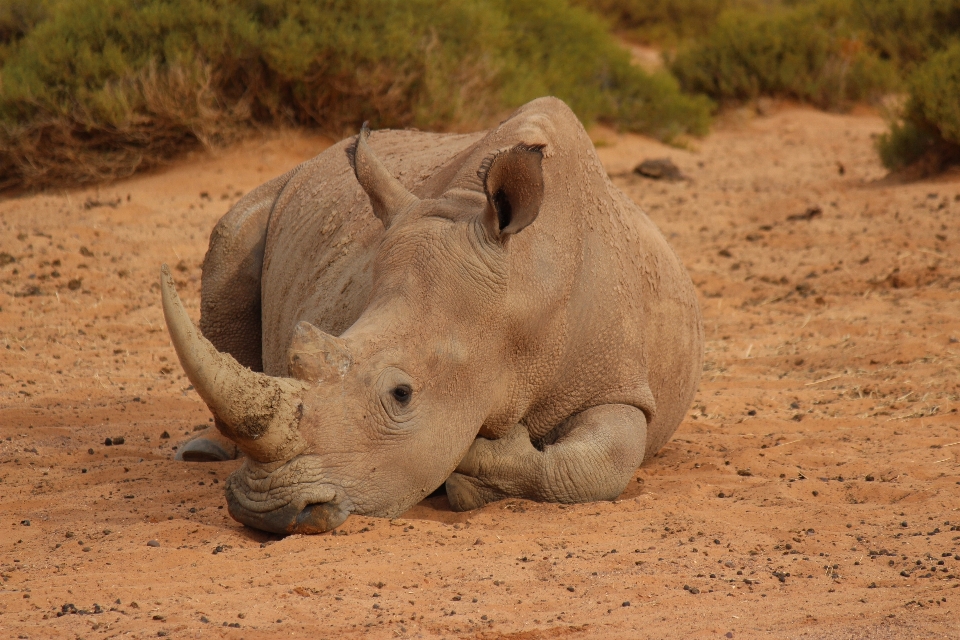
[{"left": 1, "top": 104, "right": 959, "bottom": 639}]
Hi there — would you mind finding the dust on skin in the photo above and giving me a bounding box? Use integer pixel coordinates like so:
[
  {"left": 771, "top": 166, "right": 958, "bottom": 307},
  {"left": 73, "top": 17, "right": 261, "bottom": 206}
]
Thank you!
[{"left": 1, "top": 108, "right": 958, "bottom": 638}]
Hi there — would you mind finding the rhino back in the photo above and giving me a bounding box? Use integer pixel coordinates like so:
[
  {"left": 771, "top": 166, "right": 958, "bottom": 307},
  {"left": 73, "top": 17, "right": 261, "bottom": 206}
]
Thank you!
[{"left": 260, "top": 130, "right": 484, "bottom": 375}]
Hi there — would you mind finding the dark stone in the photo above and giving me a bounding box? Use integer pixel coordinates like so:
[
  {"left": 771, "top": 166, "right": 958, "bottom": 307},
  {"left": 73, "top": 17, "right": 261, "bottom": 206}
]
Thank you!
[
  {"left": 634, "top": 158, "right": 685, "bottom": 181},
  {"left": 786, "top": 206, "right": 823, "bottom": 222}
]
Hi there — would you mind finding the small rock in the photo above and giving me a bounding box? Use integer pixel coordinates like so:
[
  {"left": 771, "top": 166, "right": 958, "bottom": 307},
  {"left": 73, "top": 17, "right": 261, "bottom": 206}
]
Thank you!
[
  {"left": 20, "top": 519, "right": 30, "bottom": 526},
  {"left": 147, "top": 540, "right": 160, "bottom": 548},
  {"left": 755, "top": 97, "right": 774, "bottom": 116},
  {"left": 786, "top": 206, "right": 822, "bottom": 222},
  {"left": 634, "top": 158, "right": 685, "bottom": 181},
  {"left": 621, "top": 601, "right": 630, "bottom": 607}
]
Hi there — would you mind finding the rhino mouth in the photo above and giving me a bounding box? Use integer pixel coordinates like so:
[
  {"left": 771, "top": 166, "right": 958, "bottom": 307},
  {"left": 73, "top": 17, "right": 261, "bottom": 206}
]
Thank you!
[{"left": 224, "top": 456, "right": 351, "bottom": 534}]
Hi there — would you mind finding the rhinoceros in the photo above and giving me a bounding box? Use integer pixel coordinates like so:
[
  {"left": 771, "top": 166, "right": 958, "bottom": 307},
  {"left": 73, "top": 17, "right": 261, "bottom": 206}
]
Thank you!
[{"left": 161, "top": 97, "right": 703, "bottom": 535}]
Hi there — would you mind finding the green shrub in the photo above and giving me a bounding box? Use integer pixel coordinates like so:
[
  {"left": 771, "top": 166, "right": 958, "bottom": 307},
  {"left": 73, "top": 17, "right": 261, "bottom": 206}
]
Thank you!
[
  {"left": 575, "top": 0, "right": 744, "bottom": 45},
  {"left": 849, "top": 0, "right": 960, "bottom": 69},
  {"left": 877, "top": 42, "right": 960, "bottom": 170},
  {"left": 498, "top": 0, "right": 712, "bottom": 139},
  {"left": 0, "top": 0, "right": 711, "bottom": 192},
  {"left": 669, "top": 4, "right": 898, "bottom": 109}
]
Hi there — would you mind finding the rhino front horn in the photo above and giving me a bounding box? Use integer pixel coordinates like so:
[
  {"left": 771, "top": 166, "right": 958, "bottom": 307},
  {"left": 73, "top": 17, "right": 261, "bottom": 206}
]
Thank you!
[
  {"left": 350, "top": 122, "right": 419, "bottom": 228},
  {"left": 160, "top": 264, "right": 309, "bottom": 463}
]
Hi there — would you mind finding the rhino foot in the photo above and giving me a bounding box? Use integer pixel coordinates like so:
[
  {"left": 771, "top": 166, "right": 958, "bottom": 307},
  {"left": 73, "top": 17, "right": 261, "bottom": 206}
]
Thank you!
[
  {"left": 445, "top": 472, "right": 509, "bottom": 511},
  {"left": 175, "top": 429, "right": 241, "bottom": 462},
  {"left": 445, "top": 424, "right": 535, "bottom": 511}
]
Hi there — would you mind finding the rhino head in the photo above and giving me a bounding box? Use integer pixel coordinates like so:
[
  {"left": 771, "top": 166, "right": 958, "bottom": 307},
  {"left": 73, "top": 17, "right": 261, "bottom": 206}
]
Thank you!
[{"left": 161, "top": 125, "right": 546, "bottom": 534}]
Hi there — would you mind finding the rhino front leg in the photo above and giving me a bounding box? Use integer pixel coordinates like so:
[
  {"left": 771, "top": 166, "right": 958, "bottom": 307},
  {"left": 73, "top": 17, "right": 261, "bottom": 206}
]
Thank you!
[
  {"left": 175, "top": 425, "right": 241, "bottom": 462},
  {"left": 445, "top": 404, "right": 646, "bottom": 511}
]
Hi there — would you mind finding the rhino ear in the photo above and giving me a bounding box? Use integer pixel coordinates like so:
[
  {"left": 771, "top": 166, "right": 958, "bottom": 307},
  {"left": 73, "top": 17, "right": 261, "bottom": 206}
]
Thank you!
[
  {"left": 478, "top": 143, "right": 545, "bottom": 240},
  {"left": 287, "top": 321, "right": 352, "bottom": 383}
]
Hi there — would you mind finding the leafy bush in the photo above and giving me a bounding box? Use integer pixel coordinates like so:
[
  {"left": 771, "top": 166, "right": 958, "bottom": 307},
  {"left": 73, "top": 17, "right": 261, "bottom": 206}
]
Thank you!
[
  {"left": 849, "top": 0, "right": 960, "bottom": 69},
  {"left": 578, "top": 0, "right": 960, "bottom": 57},
  {"left": 669, "top": 4, "right": 899, "bottom": 109},
  {"left": 0, "top": 0, "right": 711, "bottom": 192},
  {"left": 877, "top": 43, "right": 960, "bottom": 171},
  {"left": 574, "top": 0, "right": 748, "bottom": 45},
  {"left": 500, "top": 0, "right": 712, "bottom": 140}
]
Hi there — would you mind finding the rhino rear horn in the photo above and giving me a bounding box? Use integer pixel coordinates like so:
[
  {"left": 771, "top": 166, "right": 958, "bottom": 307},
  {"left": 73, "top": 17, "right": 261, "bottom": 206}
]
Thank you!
[
  {"left": 478, "top": 143, "right": 545, "bottom": 239},
  {"left": 160, "top": 265, "right": 309, "bottom": 463},
  {"left": 287, "top": 321, "right": 352, "bottom": 383},
  {"left": 350, "top": 122, "right": 419, "bottom": 228}
]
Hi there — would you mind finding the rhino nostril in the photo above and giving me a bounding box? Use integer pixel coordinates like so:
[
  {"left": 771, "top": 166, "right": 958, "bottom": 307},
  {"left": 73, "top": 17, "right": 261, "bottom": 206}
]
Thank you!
[{"left": 293, "top": 500, "right": 349, "bottom": 534}]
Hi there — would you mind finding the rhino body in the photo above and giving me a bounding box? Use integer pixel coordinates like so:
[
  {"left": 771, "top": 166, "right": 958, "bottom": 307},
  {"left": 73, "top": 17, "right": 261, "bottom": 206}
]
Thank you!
[{"left": 163, "top": 97, "right": 703, "bottom": 534}]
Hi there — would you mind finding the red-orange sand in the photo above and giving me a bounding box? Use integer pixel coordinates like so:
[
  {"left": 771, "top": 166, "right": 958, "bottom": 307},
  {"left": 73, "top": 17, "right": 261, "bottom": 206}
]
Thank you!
[{"left": 2, "top": 106, "right": 958, "bottom": 639}]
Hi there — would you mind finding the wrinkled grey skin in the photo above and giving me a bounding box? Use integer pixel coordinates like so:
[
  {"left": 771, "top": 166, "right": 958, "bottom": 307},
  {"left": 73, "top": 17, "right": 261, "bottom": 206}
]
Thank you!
[{"left": 163, "top": 97, "right": 703, "bottom": 535}]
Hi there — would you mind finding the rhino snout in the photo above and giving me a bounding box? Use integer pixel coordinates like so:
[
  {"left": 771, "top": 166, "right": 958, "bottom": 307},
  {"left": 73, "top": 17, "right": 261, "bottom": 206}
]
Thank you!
[{"left": 224, "top": 457, "right": 351, "bottom": 534}]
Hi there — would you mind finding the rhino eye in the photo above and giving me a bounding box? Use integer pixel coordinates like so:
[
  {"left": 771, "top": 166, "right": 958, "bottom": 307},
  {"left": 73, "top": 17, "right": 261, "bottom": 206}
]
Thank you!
[{"left": 391, "top": 385, "right": 412, "bottom": 405}]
